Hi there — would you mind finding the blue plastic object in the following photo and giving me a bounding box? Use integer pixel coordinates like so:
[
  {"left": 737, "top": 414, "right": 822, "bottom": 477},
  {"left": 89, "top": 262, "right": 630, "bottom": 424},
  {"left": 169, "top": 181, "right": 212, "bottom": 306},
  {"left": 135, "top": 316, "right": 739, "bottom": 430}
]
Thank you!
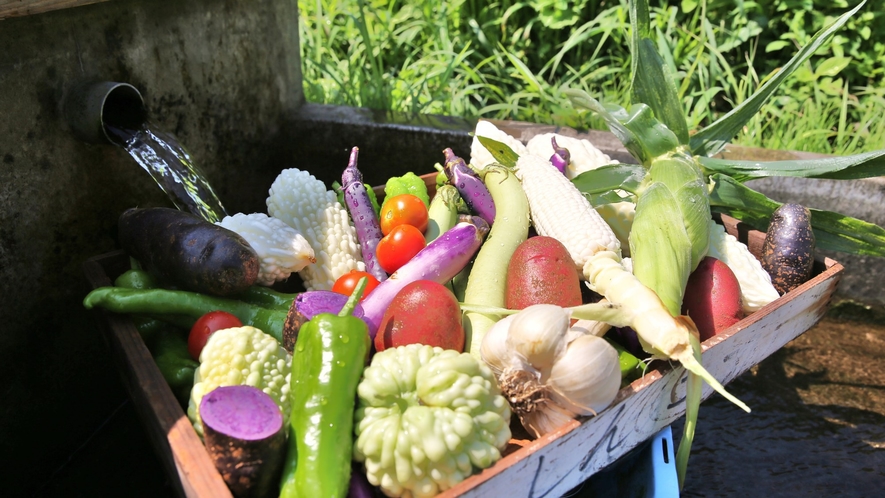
[{"left": 571, "top": 426, "right": 680, "bottom": 497}]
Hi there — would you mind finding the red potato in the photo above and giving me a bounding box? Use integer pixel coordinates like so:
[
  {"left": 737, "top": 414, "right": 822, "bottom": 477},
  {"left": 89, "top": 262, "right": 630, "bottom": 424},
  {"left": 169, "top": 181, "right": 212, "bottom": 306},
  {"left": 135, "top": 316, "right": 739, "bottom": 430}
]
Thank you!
[
  {"left": 505, "top": 236, "right": 583, "bottom": 310},
  {"left": 374, "top": 280, "right": 465, "bottom": 352},
  {"left": 681, "top": 256, "right": 745, "bottom": 342}
]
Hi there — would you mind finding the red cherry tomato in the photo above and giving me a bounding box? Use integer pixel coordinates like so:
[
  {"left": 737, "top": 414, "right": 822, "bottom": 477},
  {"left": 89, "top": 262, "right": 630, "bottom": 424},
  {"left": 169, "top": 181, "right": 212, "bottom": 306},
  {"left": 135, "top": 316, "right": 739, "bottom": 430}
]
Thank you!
[
  {"left": 332, "top": 270, "right": 381, "bottom": 300},
  {"left": 376, "top": 224, "right": 426, "bottom": 274},
  {"left": 380, "top": 194, "right": 429, "bottom": 235},
  {"left": 188, "top": 310, "right": 243, "bottom": 360}
]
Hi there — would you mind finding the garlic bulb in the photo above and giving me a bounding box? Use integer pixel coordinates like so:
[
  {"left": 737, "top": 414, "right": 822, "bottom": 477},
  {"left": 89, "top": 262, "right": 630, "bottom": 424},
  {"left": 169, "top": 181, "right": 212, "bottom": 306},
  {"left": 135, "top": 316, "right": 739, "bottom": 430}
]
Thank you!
[{"left": 480, "top": 304, "right": 621, "bottom": 438}]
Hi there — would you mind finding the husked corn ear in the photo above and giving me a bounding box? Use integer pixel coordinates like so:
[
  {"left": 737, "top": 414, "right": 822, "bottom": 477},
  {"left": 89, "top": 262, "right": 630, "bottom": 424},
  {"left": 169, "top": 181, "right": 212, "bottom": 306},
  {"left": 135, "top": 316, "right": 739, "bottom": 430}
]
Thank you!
[
  {"left": 525, "top": 133, "right": 618, "bottom": 179},
  {"left": 514, "top": 154, "right": 621, "bottom": 269},
  {"left": 707, "top": 223, "right": 779, "bottom": 313}
]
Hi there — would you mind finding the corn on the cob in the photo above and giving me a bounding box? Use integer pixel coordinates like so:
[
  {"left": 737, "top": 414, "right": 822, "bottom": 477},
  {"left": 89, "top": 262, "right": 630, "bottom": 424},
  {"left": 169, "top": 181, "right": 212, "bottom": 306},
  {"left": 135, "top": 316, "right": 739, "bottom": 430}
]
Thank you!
[
  {"left": 514, "top": 154, "right": 620, "bottom": 263},
  {"left": 525, "top": 133, "right": 618, "bottom": 180},
  {"left": 707, "top": 222, "right": 780, "bottom": 313},
  {"left": 266, "top": 168, "right": 365, "bottom": 291},
  {"left": 470, "top": 120, "right": 527, "bottom": 170}
]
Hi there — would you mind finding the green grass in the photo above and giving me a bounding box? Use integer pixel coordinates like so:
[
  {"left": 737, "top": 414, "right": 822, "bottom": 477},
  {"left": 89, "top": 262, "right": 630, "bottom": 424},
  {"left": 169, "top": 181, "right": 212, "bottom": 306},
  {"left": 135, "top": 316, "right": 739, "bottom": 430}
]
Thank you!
[{"left": 298, "top": 0, "right": 885, "bottom": 156}]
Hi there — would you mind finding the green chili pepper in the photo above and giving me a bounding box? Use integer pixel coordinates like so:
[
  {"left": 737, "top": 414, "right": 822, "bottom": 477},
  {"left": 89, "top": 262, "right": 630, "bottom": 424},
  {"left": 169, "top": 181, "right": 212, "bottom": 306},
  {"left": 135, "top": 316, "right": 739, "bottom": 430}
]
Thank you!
[
  {"left": 383, "top": 171, "right": 430, "bottom": 209},
  {"left": 111, "top": 267, "right": 197, "bottom": 404},
  {"left": 279, "top": 278, "right": 371, "bottom": 498},
  {"left": 233, "top": 286, "right": 299, "bottom": 311},
  {"left": 151, "top": 329, "right": 198, "bottom": 406},
  {"left": 114, "top": 268, "right": 159, "bottom": 290},
  {"left": 83, "top": 287, "right": 288, "bottom": 344},
  {"left": 604, "top": 336, "right": 647, "bottom": 386}
]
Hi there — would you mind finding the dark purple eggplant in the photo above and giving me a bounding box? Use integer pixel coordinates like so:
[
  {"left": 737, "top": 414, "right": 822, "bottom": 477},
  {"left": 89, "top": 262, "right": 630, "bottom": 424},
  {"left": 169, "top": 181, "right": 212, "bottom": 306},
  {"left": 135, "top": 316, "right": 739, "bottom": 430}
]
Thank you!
[
  {"left": 118, "top": 207, "right": 259, "bottom": 296},
  {"left": 761, "top": 203, "right": 816, "bottom": 295}
]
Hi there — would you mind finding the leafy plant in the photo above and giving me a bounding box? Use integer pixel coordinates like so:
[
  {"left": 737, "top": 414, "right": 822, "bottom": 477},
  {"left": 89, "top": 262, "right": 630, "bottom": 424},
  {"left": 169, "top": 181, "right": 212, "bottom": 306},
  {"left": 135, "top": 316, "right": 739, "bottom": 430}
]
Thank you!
[{"left": 559, "top": 0, "right": 885, "bottom": 488}]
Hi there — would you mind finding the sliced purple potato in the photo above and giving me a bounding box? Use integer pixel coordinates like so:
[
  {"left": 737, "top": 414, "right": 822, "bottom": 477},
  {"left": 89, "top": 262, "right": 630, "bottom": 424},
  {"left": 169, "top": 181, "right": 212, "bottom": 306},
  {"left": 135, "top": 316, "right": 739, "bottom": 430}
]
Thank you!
[{"left": 200, "top": 385, "right": 286, "bottom": 498}]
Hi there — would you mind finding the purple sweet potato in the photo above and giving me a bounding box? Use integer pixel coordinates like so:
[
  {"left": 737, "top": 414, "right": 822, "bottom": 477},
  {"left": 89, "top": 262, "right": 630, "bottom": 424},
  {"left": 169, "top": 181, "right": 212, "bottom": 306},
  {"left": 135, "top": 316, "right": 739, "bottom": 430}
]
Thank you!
[
  {"left": 200, "top": 385, "right": 286, "bottom": 498},
  {"left": 118, "top": 207, "right": 259, "bottom": 296},
  {"left": 282, "top": 290, "right": 367, "bottom": 352}
]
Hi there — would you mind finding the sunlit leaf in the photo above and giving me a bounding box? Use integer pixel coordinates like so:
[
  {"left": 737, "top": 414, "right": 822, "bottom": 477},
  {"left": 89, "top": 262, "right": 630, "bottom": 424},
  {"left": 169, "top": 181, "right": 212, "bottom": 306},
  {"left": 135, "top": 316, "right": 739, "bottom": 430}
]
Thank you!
[
  {"left": 476, "top": 136, "right": 519, "bottom": 168},
  {"left": 565, "top": 88, "right": 679, "bottom": 165},
  {"left": 709, "top": 174, "right": 885, "bottom": 256},
  {"left": 698, "top": 149, "right": 885, "bottom": 182},
  {"left": 765, "top": 40, "right": 790, "bottom": 52},
  {"left": 815, "top": 56, "right": 852, "bottom": 77},
  {"left": 571, "top": 163, "right": 646, "bottom": 195},
  {"left": 629, "top": 0, "right": 690, "bottom": 145}
]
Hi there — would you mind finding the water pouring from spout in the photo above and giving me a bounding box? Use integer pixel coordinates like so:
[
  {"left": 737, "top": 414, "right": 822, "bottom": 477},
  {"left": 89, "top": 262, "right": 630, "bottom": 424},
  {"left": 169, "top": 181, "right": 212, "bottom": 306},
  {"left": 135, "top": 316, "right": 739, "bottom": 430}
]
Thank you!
[{"left": 64, "top": 81, "right": 228, "bottom": 223}]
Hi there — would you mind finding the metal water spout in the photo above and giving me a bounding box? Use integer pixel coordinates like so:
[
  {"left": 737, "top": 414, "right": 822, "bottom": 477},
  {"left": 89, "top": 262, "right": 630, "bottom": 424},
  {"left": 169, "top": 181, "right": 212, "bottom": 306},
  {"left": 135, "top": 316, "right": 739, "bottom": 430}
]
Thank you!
[
  {"left": 61, "top": 80, "right": 227, "bottom": 222},
  {"left": 63, "top": 81, "right": 147, "bottom": 145}
]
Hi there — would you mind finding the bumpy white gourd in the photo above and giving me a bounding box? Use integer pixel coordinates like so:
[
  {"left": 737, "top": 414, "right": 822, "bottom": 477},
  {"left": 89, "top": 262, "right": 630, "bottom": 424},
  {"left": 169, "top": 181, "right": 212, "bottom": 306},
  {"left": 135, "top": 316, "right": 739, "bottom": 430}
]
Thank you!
[
  {"left": 217, "top": 212, "right": 316, "bottom": 286},
  {"left": 266, "top": 168, "right": 365, "bottom": 291}
]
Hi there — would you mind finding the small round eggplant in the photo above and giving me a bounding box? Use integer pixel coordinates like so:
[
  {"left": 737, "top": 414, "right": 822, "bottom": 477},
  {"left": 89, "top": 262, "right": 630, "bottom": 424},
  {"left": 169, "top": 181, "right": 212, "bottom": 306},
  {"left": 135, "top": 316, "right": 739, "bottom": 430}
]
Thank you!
[{"left": 761, "top": 203, "right": 815, "bottom": 295}]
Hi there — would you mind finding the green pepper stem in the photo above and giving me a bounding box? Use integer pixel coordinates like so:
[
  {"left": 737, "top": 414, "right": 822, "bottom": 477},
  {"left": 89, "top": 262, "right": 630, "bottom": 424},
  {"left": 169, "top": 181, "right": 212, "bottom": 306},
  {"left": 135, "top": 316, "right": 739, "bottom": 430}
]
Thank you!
[{"left": 338, "top": 277, "right": 367, "bottom": 317}]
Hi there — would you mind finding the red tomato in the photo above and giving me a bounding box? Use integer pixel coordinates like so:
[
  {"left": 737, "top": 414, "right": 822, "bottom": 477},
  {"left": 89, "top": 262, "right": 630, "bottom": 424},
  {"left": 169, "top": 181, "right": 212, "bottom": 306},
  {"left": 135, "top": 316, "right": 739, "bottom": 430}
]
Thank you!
[
  {"left": 376, "top": 224, "right": 426, "bottom": 274},
  {"left": 332, "top": 270, "right": 381, "bottom": 300},
  {"left": 380, "top": 194, "right": 429, "bottom": 235},
  {"left": 188, "top": 311, "right": 243, "bottom": 360}
]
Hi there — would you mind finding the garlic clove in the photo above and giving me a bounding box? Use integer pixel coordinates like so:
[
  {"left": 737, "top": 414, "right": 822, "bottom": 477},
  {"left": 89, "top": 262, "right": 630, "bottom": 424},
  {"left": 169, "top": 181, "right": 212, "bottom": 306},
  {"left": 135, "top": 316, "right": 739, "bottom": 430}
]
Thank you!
[
  {"left": 569, "top": 319, "right": 611, "bottom": 338},
  {"left": 547, "top": 334, "right": 621, "bottom": 417},
  {"left": 505, "top": 304, "right": 570, "bottom": 371},
  {"left": 480, "top": 313, "right": 517, "bottom": 375}
]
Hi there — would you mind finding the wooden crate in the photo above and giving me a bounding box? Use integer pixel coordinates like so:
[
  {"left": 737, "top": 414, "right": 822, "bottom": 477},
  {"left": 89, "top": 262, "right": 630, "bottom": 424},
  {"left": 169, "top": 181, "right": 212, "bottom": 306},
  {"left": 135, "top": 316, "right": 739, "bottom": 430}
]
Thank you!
[{"left": 82, "top": 175, "right": 843, "bottom": 498}]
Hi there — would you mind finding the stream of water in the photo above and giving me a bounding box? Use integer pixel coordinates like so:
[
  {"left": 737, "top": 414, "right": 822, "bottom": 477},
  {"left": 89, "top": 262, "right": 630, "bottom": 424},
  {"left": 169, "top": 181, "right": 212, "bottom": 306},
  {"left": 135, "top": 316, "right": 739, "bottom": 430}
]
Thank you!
[{"left": 107, "top": 124, "right": 228, "bottom": 223}]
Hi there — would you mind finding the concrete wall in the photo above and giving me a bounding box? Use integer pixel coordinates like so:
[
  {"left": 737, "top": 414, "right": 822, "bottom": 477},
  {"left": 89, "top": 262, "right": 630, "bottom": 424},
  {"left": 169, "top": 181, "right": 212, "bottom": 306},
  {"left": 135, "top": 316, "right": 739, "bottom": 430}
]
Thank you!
[{"left": 0, "top": 0, "right": 303, "bottom": 492}]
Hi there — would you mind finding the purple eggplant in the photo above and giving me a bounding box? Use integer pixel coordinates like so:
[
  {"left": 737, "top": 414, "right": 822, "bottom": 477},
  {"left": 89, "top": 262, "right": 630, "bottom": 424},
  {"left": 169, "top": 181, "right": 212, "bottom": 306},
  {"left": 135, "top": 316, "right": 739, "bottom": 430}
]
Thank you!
[
  {"left": 359, "top": 221, "right": 487, "bottom": 338},
  {"left": 342, "top": 147, "right": 388, "bottom": 282},
  {"left": 549, "top": 136, "right": 570, "bottom": 175},
  {"left": 347, "top": 465, "right": 376, "bottom": 498},
  {"left": 442, "top": 148, "right": 496, "bottom": 226}
]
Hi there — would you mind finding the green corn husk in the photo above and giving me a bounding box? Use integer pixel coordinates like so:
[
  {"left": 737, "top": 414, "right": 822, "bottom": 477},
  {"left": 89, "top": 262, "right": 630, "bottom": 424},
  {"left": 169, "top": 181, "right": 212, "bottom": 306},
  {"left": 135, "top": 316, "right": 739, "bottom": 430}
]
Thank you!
[{"left": 631, "top": 152, "right": 710, "bottom": 316}]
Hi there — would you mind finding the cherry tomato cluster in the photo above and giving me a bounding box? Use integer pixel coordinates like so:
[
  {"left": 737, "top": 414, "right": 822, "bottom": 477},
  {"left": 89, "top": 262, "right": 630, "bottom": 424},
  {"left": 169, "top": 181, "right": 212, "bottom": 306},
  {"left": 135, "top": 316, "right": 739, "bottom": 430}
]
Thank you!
[
  {"left": 331, "top": 193, "right": 430, "bottom": 300},
  {"left": 376, "top": 194, "right": 429, "bottom": 274}
]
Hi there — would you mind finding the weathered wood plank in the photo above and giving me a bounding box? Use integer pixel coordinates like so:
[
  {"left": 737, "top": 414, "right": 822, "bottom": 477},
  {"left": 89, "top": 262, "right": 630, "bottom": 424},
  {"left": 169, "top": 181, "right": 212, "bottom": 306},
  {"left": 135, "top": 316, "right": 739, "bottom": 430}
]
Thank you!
[
  {"left": 83, "top": 253, "right": 233, "bottom": 498},
  {"left": 0, "top": 0, "right": 109, "bottom": 19}
]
